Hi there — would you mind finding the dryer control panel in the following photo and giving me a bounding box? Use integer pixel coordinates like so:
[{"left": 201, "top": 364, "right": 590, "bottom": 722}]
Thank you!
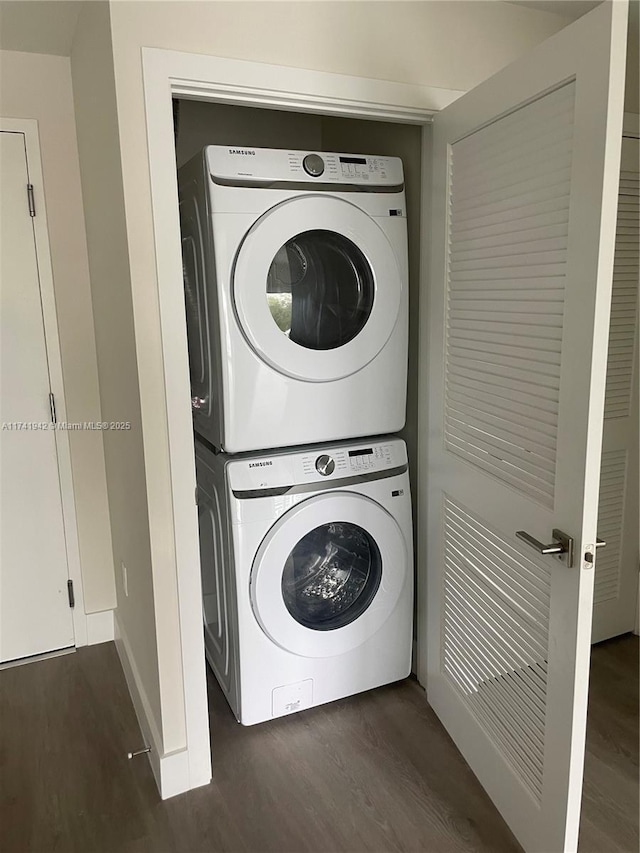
[
  {"left": 206, "top": 145, "right": 403, "bottom": 187},
  {"left": 227, "top": 437, "right": 407, "bottom": 493}
]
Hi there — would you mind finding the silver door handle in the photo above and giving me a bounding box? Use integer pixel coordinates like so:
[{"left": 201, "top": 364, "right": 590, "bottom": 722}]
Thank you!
[
  {"left": 595, "top": 538, "right": 606, "bottom": 548},
  {"left": 516, "top": 528, "right": 574, "bottom": 568},
  {"left": 191, "top": 396, "right": 208, "bottom": 411}
]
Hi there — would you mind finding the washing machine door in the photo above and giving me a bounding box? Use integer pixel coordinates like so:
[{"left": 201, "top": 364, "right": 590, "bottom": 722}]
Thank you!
[
  {"left": 233, "top": 195, "right": 403, "bottom": 382},
  {"left": 250, "top": 492, "right": 408, "bottom": 657}
]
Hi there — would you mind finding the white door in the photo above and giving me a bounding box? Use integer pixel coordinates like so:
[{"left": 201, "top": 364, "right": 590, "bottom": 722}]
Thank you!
[
  {"left": 424, "top": 4, "right": 627, "bottom": 852},
  {"left": 592, "top": 135, "right": 639, "bottom": 643},
  {"left": 234, "top": 196, "right": 402, "bottom": 381},
  {"left": 0, "top": 130, "right": 74, "bottom": 663}
]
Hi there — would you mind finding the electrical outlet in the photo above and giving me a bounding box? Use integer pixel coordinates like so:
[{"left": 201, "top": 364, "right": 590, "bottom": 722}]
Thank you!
[{"left": 121, "top": 561, "right": 129, "bottom": 597}]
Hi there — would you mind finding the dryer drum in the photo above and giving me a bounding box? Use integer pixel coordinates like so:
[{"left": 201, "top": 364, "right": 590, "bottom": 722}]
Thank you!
[
  {"left": 266, "top": 230, "right": 374, "bottom": 351},
  {"left": 281, "top": 521, "right": 382, "bottom": 631}
]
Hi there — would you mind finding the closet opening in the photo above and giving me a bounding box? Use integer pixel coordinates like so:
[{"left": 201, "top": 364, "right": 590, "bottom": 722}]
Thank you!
[{"left": 171, "top": 96, "right": 425, "bottom": 711}]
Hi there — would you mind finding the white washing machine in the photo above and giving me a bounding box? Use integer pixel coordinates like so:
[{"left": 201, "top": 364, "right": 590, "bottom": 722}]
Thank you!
[
  {"left": 179, "top": 146, "right": 408, "bottom": 453},
  {"left": 195, "top": 435, "right": 413, "bottom": 725}
]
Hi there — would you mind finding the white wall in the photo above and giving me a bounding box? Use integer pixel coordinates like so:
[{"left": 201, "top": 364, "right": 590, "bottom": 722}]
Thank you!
[
  {"left": 111, "top": 1, "right": 574, "bottom": 92},
  {"left": 70, "top": 2, "right": 173, "bottom": 749},
  {"left": 0, "top": 49, "right": 115, "bottom": 616}
]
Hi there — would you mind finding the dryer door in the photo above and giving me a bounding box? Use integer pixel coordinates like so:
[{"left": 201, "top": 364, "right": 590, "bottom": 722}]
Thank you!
[
  {"left": 250, "top": 492, "right": 408, "bottom": 657},
  {"left": 233, "top": 196, "right": 404, "bottom": 382}
]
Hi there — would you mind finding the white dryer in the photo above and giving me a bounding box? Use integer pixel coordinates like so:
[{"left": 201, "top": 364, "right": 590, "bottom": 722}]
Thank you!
[
  {"left": 195, "top": 435, "right": 413, "bottom": 725},
  {"left": 179, "top": 146, "right": 408, "bottom": 453}
]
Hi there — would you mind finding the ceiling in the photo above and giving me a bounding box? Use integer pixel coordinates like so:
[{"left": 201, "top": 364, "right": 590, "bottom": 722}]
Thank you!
[
  {"left": 0, "top": 0, "right": 635, "bottom": 75},
  {"left": 505, "top": 1, "right": 601, "bottom": 19},
  {"left": 0, "top": 1, "right": 81, "bottom": 56}
]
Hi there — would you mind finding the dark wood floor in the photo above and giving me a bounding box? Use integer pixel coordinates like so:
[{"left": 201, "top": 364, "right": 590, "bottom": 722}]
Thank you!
[
  {"left": 579, "top": 635, "right": 639, "bottom": 852},
  {"left": 0, "top": 635, "right": 637, "bottom": 853}
]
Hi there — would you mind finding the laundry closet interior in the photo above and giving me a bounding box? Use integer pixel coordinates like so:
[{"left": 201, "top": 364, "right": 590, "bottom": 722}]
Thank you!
[{"left": 173, "top": 97, "right": 424, "bottom": 725}]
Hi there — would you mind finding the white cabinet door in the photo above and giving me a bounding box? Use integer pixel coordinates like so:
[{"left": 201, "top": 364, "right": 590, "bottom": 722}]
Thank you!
[
  {"left": 0, "top": 130, "right": 74, "bottom": 663},
  {"left": 592, "top": 135, "right": 639, "bottom": 643},
  {"left": 423, "top": 4, "right": 627, "bottom": 851}
]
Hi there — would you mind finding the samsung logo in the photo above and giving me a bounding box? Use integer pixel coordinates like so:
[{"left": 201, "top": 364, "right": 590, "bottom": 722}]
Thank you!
[
  {"left": 229, "top": 149, "right": 256, "bottom": 155},
  {"left": 249, "top": 460, "right": 273, "bottom": 468}
]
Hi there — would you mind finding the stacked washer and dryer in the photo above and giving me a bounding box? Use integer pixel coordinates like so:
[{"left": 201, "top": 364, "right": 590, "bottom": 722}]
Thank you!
[{"left": 179, "top": 145, "right": 413, "bottom": 725}]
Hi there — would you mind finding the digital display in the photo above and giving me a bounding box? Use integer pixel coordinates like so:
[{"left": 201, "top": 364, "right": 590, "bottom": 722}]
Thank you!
[
  {"left": 348, "top": 448, "right": 373, "bottom": 457},
  {"left": 339, "top": 157, "right": 367, "bottom": 165}
]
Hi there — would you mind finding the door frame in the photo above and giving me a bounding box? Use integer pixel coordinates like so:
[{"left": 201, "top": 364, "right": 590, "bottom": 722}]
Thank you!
[
  {"left": 0, "top": 118, "right": 88, "bottom": 649},
  {"left": 141, "top": 46, "right": 464, "bottom": 797},
  {"left": 620, "top": 112, "right": 640, "bottom": 636}
]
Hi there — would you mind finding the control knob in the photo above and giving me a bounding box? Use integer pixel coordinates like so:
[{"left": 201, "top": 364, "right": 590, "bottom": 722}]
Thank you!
[
  {"left": 303, "top": 153, "right": 325, "bottom": 177},
  {"left": 315, "top": 454, "right": 335, "bottom": 476}
]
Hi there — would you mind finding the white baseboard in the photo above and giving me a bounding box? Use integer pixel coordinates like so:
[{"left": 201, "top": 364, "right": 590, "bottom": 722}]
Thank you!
[
  {"left": 114, "top": 614, "right": 193, "bottom": 800},
  {"left": 86, "top": 610, "right": 115, "bottom": 645}
]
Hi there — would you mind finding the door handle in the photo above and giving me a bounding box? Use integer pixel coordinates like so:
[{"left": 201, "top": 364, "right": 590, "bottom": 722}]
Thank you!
[
  {"left": 191, "top": 395, "right": 208, "bottom": 411},
  {"left": 516, "top": 528, "right": 574, "bottom": 568}
]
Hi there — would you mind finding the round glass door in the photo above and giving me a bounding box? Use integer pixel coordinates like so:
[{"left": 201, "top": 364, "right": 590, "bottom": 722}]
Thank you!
[
  {"left": 250, "top": 492, "right": 407, "bottom": 658},
  {"left": 234, "top": 195, "right": 403, "bottom": 383},
  {"left": 266, "top": 231, "right": 375, "bottom": 351},
  {"left": 281, "top": 522, "right": 382, "bottom": 630}
]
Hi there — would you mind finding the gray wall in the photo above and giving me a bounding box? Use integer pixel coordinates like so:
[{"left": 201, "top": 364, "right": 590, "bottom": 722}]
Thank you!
[{"left": 175, "top": 100, "right": 322, "bottom": 167}]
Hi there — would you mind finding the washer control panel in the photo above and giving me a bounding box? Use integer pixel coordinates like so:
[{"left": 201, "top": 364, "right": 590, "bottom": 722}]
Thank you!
[
  {"left": 337, "top": 155, "right": 390, "bottom": 182},
  {"left": 346, "top": 444, "right": 393, "bottom": 471},
  {"left": 206, "top": 146, "right": 403, "bottom": 187},
  {"left": 300, "top": 442, "right": 395, "bottom": 478},
  {"left": 227, "top": 438, "right": 406, "bottom": 492}
]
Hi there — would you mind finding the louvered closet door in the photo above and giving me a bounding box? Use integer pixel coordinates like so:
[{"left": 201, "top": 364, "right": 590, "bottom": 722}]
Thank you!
[
  {"left": 423, "top": 4, "right": 627, "bottom": 852},
  {"left": 592, "top": 135, "right": 640, "bottom": 643}
]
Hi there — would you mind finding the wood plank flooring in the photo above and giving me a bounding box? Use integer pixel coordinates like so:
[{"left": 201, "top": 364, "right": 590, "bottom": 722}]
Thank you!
[
  {"left": 0, "top": 635, "right": 637, "bottom": 853},
  {"left": 579, "top": 635, "right": 639, "bottom": 852}
]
